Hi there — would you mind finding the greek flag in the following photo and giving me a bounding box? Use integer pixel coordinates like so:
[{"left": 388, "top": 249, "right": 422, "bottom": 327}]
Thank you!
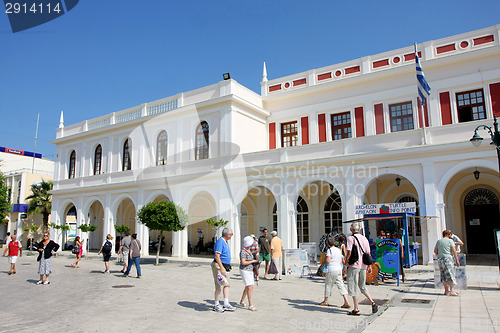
[{"left": 415, "top": 44, "right": 431, "bottom": 106}]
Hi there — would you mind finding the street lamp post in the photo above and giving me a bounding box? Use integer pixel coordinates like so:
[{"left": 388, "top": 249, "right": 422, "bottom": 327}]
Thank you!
[{"left": 470, "top": 115, "right": 500, "bottom": 177}]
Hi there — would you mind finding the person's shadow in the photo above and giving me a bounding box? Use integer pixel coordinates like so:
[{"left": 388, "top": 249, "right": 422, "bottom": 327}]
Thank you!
[{"left": 177, "top": 299, "right": 214, "bottom": 312}]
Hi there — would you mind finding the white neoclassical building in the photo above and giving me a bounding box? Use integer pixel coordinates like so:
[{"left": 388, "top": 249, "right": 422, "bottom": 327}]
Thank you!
[{"left": 50, "top": 25, "right": 500, "bottom": 264}]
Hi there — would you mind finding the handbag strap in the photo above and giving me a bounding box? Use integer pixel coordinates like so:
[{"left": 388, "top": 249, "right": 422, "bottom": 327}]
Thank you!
[{"left": 352, "top": 235, "right": 365, "bottom": 255}]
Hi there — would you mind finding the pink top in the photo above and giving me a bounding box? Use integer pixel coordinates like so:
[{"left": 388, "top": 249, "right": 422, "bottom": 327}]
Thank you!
[{"left": 346, "top": 233, "right": 370, "bottom": 269}]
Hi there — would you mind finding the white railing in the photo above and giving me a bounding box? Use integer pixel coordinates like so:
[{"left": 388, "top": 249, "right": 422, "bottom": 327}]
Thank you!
[
  {"left": 115, "top": 107, "right": 142, "bottom": 124},
  {"left": 88, "top": 117, "right": 111, "bottom": 131},
  {"left": 147, "top": 97, "right": 178, "bottom": 116}
]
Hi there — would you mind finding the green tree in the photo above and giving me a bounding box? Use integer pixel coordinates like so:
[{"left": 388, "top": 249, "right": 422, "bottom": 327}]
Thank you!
[
  {"left": 114, "top": 224, "right": 131, "bottom": 237},
  {"left": 0, "top": 169, "right": 10, "bottom": 225},
  {"left": 137, "top": 201, "right": 189, "bottom": 265},
  {"left": 206, "top": 218, "right": 229, "bottom": 242},
  {"left": 22, "top": 224, "right": 39, "bottom": 253},
  {"left": 25, "top": 180, "right": 52, "bottom": 232},
  {"left": 50, "top": 223, "right": 70, "bottom": 249}
]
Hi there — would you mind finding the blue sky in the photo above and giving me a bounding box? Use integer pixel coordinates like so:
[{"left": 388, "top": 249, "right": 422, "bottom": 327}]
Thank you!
[{"left": 1, "top": 0, "right": 499, "bottom": 160}]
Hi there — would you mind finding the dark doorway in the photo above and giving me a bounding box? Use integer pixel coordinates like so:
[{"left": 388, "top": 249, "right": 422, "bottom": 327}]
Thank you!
[{"left": 464, "top": 189, "right": 500, "bottom": 254}]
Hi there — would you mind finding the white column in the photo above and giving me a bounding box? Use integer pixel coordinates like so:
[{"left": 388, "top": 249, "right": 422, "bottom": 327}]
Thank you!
[
  {"left": 343, "top": 169, "right": 361, "bottom": 235},
  {"left": 136, "top": 190, "right": 148, "bottom": 256},
  {"left": 421, "top": 162, "right": 440, "bottom": 264},
  {"left": 172, "top": 229, "right": 187, "bottom": 258},
  {"left": 278, "top": 178, "right": 296, "bottom": 249},
  {"left": 103, "top": 194, "right": 112, "bottom": 244},
  {"left": 76, "top": 197, "right": 86, "bottom": 253}
]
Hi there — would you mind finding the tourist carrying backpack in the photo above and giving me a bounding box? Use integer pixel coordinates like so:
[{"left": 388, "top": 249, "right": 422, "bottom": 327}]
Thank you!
[{"left": 97, "top": 234, "right": 114, "bottom": 274}]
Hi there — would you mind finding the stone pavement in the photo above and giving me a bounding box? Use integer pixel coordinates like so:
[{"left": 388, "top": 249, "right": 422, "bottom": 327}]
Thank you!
[{"left": 0, "top": 251, "right": 498, "bottom": 333}]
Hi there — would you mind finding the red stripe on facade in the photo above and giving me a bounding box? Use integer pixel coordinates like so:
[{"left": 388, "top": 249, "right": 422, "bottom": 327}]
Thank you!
[
  {"left": 301, "top": 116, "right": 309, "bottom": 145},
  {"left": 269, "top": 84, "right": 281, "bottom": 92},
  {"left": 473, "top": 35, "right": 494, "bottom": 46},
  {"left": 404, "top": 52, "right": 422, "bottom": 61},
  {"left": 490, "top": 82, "right": 500, "bottom": 117},
  {"left": 354, "top": 107, "right": 365, "bottom": 137},
  {"left": 318, "top": 114, "right": 326, "bottom": 142},
  {"left": 317, "top": 72, "right": 332, "bottom": 81},
  {"left": 417, "top": 98, "right": 429, "bottom": 128},
  {"left": 269, "top": 122, "right": 276, "bottom": 149},
  {"left": 436, "top": 43, "right": 456, "bottom": 54},
  {"left": 439, "top": 92, "right": 452, "bottom": 125},
  {"left": 293, "top": 78, "right": 307, "bottom": 86},
  {"left": 374, "top": 103, "right": 384, "bottom": 134},
  {"left": 373, "top": 59, "right": 389, "bottom": 69},
  {"left": 345, "top": 66, "right": 360, "bottom": 75}
]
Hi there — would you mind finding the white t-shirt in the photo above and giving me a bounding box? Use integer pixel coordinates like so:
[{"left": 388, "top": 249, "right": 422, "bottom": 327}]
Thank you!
[
  {"left": 451, "top": 234, "right": 462, "bottom": 253},
  {"left": 326, "top": 246, "right": 343, "bottom": 272}
]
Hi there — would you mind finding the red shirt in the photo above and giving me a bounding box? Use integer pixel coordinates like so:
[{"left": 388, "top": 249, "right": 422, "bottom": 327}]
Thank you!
[{"left": 8, "top": 241, "right": 20, "bottom": 256}]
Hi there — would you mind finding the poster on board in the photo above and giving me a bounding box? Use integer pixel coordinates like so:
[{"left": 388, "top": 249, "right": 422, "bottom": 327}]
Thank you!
[
  {"left": 375, "top": 239, "right": 400, "bottom": 281},
  {"left": 283, "top": 249, "right": 308, "bottom": 275},
  {"left": 299, "top": 242, "right": 317, "bottom": 265}
]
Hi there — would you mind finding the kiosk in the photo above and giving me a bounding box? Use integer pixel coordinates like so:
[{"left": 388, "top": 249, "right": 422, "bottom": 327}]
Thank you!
[{"left": 354, "top": 203, "right": 420, "bottom": 268}]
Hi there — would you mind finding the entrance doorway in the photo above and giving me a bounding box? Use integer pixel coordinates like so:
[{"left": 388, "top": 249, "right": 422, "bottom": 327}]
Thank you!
[{"left": 464, "top": 188, "right": 499, "bottom": 254}]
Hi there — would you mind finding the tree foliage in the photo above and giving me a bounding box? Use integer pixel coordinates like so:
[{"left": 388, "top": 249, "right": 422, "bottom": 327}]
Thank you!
[
  {"left": 25, "top": 180, "right": 52, "bottom": 232},
  {"left": 138, "top": 201, "right": 188, "bottom": 265},
  {"left": 138, "top": 201, "right": 188, "bottom": 232},
  {"left": 0, "top": 170, "right": 10, "bottom": 224},
  {"left": 114, "top": 224, "right": 131, "bottom": 235}
]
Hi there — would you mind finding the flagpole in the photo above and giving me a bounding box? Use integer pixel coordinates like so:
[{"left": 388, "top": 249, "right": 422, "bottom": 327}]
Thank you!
[
  {"left": 32, "top": 113, "right": 40, "bottom": 173},
  {"left": 415, "top": 43, "right": 428, "bottom": 145}
]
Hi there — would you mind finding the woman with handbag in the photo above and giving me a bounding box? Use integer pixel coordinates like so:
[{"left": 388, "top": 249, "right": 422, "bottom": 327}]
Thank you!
[
  {"left": 71, "top": 236, "right": 84, "bottom": 268},
  {"left": 319, "top": 236, "right": 350, "bottom": 308},
  {"left": 36, "top": 232, "right": 60, "bottom": 285},
  {"left": 239, "top": 236, "right": 259, "bottom": 311}
]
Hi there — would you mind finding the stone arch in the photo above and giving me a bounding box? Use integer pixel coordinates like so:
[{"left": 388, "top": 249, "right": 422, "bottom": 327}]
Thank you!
[{"left": 187, "top": 191, "right": 217, "bottom": 253}]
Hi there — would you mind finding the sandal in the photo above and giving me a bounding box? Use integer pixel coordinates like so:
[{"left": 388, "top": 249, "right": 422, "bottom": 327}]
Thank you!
[
  {"left": 239, "top": 302, "right": 247, "bottom": 308},
  {"left": 341, "top": 304, "right": 351, "bottom": 308},
  {"left": 449, "top": 291, "right": 460, "bottom": 296},
  {"left": 36, "top": 280, "right": 43, "bottom": 285},
  {"left": 443, "top": 291, "right": 449, "bottom": 295},
  {"left": 248, "top": 305, "right": 257, "bottom": 311},
  {"left": 347, "top": 310, "right": 360, "bottom": 316},
  {"left": 43, "top": 281, "right": 50, "bottom": 285},
  {"left": 319, "top": 301, "right": 329, "bottom": 306}
]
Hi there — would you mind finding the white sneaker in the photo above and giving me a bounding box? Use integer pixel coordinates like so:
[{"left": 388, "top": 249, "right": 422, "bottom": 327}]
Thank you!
[
  {"left": 223, "top": 304, "right": 236, "bottom": 311},
  {"left": 213, "top": 304, "right": 224, "bottom": 313},
  {"left": 105, "top": 270, "right": 110, "bottom": 274}
]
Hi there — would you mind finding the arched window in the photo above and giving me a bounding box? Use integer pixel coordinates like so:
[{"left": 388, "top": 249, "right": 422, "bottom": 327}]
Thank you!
[
  {"left": 123, "top": 138, "right": 131, "bottom": 171},
  {"left": 156, "top": 130, "right": 168, "bottom": 166},
  {"left": 324, "top": 191, "right": 342, "bottom": 234},
  {"left": 195, "top": 121, "right": 209, "bottom": 160},
  {"left": 94, "top": 145, "right": 102, "bottom": 175},
  {"left": 297, "top": 196, "right": 309, "bottom": 246},
  {"left": 68, "top": 150, "right": 76, "bottom": 179}
]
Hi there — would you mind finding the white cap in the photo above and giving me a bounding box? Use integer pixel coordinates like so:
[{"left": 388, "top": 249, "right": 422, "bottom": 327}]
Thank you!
[{"left": 243, "top": 236, "right": 254, "bottom": 248}]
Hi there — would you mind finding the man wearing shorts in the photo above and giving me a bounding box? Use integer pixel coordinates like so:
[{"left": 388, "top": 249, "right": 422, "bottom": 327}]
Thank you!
[
  {"left": 3, "top": 234, "right": 22, "bottom": 275},
  {"left": 212, "top": 227, "right": 235, "bottom": 313},
  {"left": 343, "top": 223, "right": 378, "bottom": 316},
  {"left": 118, "top": 231, "right": 131, "bottom": 273},
  {"left": 258, "top": 228, "right": 272, "bottom": 279}
]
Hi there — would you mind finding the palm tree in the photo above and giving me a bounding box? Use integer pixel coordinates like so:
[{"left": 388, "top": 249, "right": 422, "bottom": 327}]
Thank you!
[{"left": 26, "top": 180, "right": 53, "bottom": 232}]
